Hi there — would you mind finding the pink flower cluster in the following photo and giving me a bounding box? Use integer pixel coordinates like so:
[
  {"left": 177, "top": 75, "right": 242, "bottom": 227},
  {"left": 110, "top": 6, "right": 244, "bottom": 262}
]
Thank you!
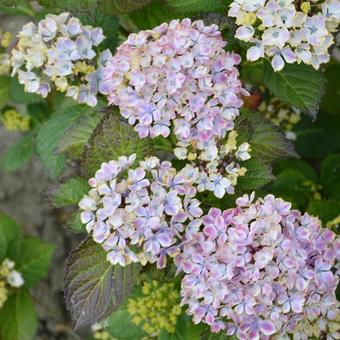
[
  {"left": 103, "top": 18, "right": 247, "bottom": 155},
  {"left": 175, "top": 193, "right": 340, "bottom": 339},
  {"left": 79, "top": 154, "right": 202, "bottom": 269}
]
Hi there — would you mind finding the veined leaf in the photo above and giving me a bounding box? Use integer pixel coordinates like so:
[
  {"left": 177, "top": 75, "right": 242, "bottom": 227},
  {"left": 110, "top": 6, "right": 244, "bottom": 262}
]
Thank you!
[
  {"left": 237, "top": 110, "right": 298, "bottom": 161},
  {"left": 64, "top": 237, "right": 140, "bottom": 328},
  {"left": 0, "top": 133, "right": 34, "bottom": 172},
  {"left": 52, "top": 177, "right": 89, "bottom": 208},
  {"left": 0, "top": 290, "right": 37, "bottom": 340},
  {"left": 100, "top": 0, "right": 151, "bottom": 15},
  {"left": 164, "top": 0, "right": 227, "bottom": 14},
  {"left": 0, "top": 212, "right": 22, "bottom": 261},
  {"left": 14, "top": 237, "right": 54, "bottom": 288},
  {"left": 263, "top": 61, "right": 326, "bottom": 119},
  {"left": 308, "top": 199, "right": 340, "bottom": 225},
  {"left": 36, "top": 104, "right": 95, "bottom": 178},
  {"left": 83, "top": 111, "right": 154, "bottom": 177},
  {"left": 321, "top": 153, "right": 340, "bottom": 201},
  {"left": 10, "top": 78, "right": 44, "bottom": 105},
  {"left": 56, "top": 110, "right": 104, "bottom": 159}
]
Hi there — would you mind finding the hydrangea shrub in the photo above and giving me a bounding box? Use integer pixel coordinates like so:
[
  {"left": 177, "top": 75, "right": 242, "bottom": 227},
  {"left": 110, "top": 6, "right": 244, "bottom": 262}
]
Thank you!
[{"left": 0, "top": 1, "right": 339, "bottom": 339}]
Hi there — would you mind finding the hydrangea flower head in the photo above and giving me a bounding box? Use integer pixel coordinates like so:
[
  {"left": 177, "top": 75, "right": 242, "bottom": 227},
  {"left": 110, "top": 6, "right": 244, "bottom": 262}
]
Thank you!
[
  {"left": 79, "top": 154, "right": 203, "bottom": 268},
  {"left": 103, "top": 18, "right": 247, "bottom": 150},
  {"left": 176, "top": 193, "right": 340, "bottom": 339},
  {"left": 229, "top": 0, "right": 340, "bottom": 70},
  {"left": 11, "top": 12, "right": 110, "bottom": 106}
]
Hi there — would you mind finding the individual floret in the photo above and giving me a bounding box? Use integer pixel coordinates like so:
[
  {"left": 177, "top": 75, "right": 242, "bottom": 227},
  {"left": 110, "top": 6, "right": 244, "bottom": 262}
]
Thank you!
[
  {"left": 175, "top": 193, "right": 340, "bottom": 339},
  {"left": 79, "top": 154, "right": 203, "bottom": 268}
]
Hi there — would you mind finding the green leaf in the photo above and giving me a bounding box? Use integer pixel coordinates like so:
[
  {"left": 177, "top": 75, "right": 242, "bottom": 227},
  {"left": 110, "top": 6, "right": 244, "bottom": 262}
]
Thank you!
[
  {"left": 0, "top": 212, "right": 22, "bottom": 261},
  {"left": 65, "top": 211, "right": 86, "bottom": 233},
  {"left": 273, "top": 159, "right": 318, "bottom": 183},
  {"left": 13, "top": 237, "right": 54, "bottom": 288},
  {"left": 64, "top": 237, "right": 140, "bottom": 328},
  {"left": 158, "top": 314, "right": 205, "bottom": 340},
  {"left": 100, "top": 0, "right": 151, "bottom": 15},
  {"left": 321, "top": 153, "right": 340, "bottom": 201},
  {"left": 308, "top": 199, "right": 340, "bottom": 225},
  {"left": 237, "top": 111, "right": 298, "bottom": 161},
  {"left": 0, "top": 133, "right": 34, "bottom": 172},
  {"left": 164, "top": 0, "right": 226, "bottom": 14},
  {"left": 294, "top": 112, "right": 340, "bottom": 159},
  {"left": 52, "top": 177, "right": 89, "bottom": 208},
  {"left": 106, "top": 308, "right": 146, "bottom": 339},
  {"left": 320, "top": 62, "right": 340, "bottom": 114},
  {"left": 36, "top": 104, "right": 95, "bottom": 178},
  {"left": 38, "top": 0, "right": 98, "bottom": 15},
  {"left": 237, "top": 158, "right": 274, "bottom": 191},
  {"left": 0, "top": 75, "right": 11, "bottom": 109},
  {"left": 0, "top": 290, "right": 37, "bottom": 340},
  {"left": 129, "top": 1, "right": 181, "bottom": 30},
  {"left": 267, "top": 168, "right": 311, "bottom": 209},
  {"left": 10, "top": 78, "right": 44, "bottom": 105},
  {"left": 83, "top": 111, "right": 154, "bottom": 177},
  {"left": 56, "top": 110, "right": 104, "bottom": 159},
  {"left": 263, "top": 61, "right": 326, "bottom": 119}
]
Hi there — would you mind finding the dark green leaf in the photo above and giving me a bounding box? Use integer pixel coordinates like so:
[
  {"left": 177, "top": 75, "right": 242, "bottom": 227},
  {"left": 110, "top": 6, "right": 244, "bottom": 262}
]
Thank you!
[
  {"left": 263, "top": 61, "right": 326, "bottom": 119},
  {"left": 237, "top": 158, "right": 274, "bottom": 191},
  {"left": 0, "top": 212, "right": 22, "bottom": 261},
  {"left": 294, "top": 112, "right": 340, "bottom": 159},
  {"left": 273, "top": 159, "right": 318, "bottom": 183},
  {"left": 36, "top": 104, "right": 95, "bottom": 178},
  {"left": 52, "top": 177, "right": 89, "bottom": 208},
  {"left": 308, "top": 199, "right": 340, "bottom": 225},
  {"left": 0, "top": 133, "right": 34, "bottom": 172},
  {"left": 0, "top": 290, "right": 37, "bottom": 340},
  {"left": 13, "top": 237, "right": 54, "bottom": 288},
  {"left": 164, "top": 0, "right": 226, "bottom": 14},
  {"left": 0, "top": 75, "right": 11, "bottom": 110},
  {"left": 129, "top": 1, "right": 180, "bottom": 30},
  {"left": 267, "top": 168, "right": 311, "bottom": 209},
  {"left": 237, "top": 111, "right": 298, "bottom": 161},
  {"left": 100, "top": 0, "right": 151, "bottom": 15},
  {"left": 64, "top": 237, "right": 140, "bottom": 328},
  {"left": 321, "top": 153, "right": 340, "bottom": 201},
  {"left": 320, "top": 62, "right": 340, "bottom": 114},
  {"left": 83, "top": 111, "right": 154, "bottom": 177}
]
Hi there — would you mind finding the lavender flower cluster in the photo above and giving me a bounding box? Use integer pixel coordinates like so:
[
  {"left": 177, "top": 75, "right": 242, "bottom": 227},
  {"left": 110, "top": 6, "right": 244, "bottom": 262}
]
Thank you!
[
  {"left": 11, "top": 12, "right": 111, "bottom": 106},
  {"left": 79, "top": 154, "right": 203, "bottom": 268},
  {"left": 175, "top": 193, "right": 340, "bottom": 339},
  {"left": 229, "top": 0, "right": 340, "bottom": 71},
  {"left": 103, "top": 18, "right": 251, "bottom": 197}
]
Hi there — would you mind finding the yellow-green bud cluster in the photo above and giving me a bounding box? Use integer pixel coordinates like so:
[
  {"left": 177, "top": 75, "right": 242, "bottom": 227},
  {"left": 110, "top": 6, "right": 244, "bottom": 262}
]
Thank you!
[
  {"left": 0, "top": 30, "right": 12, "bottom": 75},
  {"left": 127, "top": 280, "right": 181, "bottom": 336},
  {"left": 259, "top": 98, "right": 301, "bottom": 141},
  {"left": 1, "top": 109, "right": 31, "bottom": 132},
  {"left": 0, "top": 259, "right": 25, "bottom": 309}
]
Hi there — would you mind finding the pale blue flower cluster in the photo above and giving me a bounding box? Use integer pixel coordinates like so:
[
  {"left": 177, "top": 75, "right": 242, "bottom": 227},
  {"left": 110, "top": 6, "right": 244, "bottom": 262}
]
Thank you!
[{"left": 11, "top": 12, "right": 111, "bottom": 106}]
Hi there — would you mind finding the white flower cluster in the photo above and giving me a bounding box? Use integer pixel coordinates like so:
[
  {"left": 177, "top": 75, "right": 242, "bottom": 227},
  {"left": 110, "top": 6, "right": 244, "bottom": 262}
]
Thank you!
[
  {"left": 229, "top": 0, "right": 340, "bottom": 71},
  {"left": 0, "top": 258, "right": 25, "bottom": 308},
  {"left": 176, "top": 130, "right": 251, "bottom": 198},
  {"left": 11, "top": 12, "right": 111, "bottom": 106}
]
